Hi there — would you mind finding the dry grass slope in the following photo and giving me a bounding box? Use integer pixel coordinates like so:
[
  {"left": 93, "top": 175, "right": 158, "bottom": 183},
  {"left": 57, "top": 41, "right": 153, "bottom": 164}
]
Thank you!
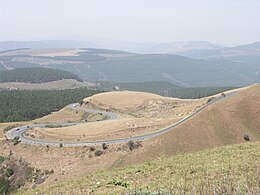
[
  {"left": 84, "top": 91, "right": 165, "bottom": 110},
  {"left": 31, "top": 91, "right": 207, "bottom": 141},
  {"left": 0, "top": 85, "right": 259, "bottom": 194},
  {"left": 18, "top": 142, "right": 260, "bottom": 194},
  {"left": 118, "top": 84, "right": 260, "bottom": 165}
]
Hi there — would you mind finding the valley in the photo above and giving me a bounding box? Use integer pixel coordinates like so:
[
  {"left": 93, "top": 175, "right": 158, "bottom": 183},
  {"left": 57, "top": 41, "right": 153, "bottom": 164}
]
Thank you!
[
  {"left": 1, "top": 1, "right": 260, "bottom": 194},
  {"left": 0, "top": 46, "right": 259, "bottom": 194}
]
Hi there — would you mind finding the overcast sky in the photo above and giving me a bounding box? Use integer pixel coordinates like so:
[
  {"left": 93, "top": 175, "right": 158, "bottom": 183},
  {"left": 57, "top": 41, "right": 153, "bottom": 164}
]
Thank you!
[{"left": 1, "top": 0, "right": 260, "bottom": 46}]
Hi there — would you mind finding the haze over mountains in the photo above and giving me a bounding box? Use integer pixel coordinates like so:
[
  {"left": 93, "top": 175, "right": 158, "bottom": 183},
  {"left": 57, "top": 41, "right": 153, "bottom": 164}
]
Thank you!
[
  {"left": 0, "top": 42, "right": 259, "bottom": 87},
  {"left": 1, "top": 40, "right": 260, "bottom": 58}
]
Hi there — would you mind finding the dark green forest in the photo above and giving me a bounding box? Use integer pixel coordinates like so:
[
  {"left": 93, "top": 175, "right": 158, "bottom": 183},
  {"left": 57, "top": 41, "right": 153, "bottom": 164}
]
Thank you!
[
  {"left": 0, "top": 88, "right": 101, "bottom": 122},
  {"left": 0, "top": 67, "right": 83, "bottom": 83},
  {"left": 169, "top": 87, "right": 237, "bottom": 99}
]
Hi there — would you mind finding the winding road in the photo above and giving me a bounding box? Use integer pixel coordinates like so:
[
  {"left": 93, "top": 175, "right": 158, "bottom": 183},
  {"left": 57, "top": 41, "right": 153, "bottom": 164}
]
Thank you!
[{"left": 6, "top": 92, "right": 238, "bottom": 147}]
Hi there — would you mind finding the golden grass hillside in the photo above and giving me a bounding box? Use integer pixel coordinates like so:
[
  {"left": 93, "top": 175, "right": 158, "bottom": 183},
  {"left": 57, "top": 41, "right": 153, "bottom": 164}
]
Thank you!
[
  {"left": 1, "top": 85, "right": 259, "bottom": 194},
  {"left": 29, "top": 91, "right": 207, "bottom": 141},
  {"left": 84, "top": 91, "right": 165, "bottom": 110},
  {"left": 117, "top": 84, "right": 260, "bottom": 165},
  {"left": 18, "top": 142, "right": 260, "bottom": 194}
]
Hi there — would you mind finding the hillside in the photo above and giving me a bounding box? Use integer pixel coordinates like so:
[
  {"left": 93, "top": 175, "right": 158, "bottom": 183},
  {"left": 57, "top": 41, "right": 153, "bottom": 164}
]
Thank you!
[
  {"left": 84, "top": 91, "right": 164, "bottom": 110},
  {"left": 97, "top": 81, "right": 237, "bottom": 98},
  {"left": 174, "top": 42, "right": 260, "bottom": 59},
  {"left": 117, "top": 85, "right": 260, "bottom": 165},
  {"left": 29, "top": 91, "right": 205, "bottom": 142},
  {"left": 0, "top": 67, "right": 83, "bottom": 83},
  {"left": 0, "top": 48, "right": 259, "bottom": 87},
  {"left": 19, "top": 142, "right": 260, "bottom": 194},
  {"left": 0, "top": 85, "right": 258, "bottom": 194}
]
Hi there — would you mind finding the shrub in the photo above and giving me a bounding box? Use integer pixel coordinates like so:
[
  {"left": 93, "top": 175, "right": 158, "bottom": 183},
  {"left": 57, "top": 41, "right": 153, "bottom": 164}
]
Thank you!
[
  {"left": 79, "top": 99, "right": 84, "bottom": 105},
  {"left": 0, "top": 156, "right": 41, "bottom": 194},
  {"left": 127, "top": 140, "right": 142, "bottom": 151},
  {"left": 102, "top": 143, "right": 108, "bottom": 150},
  {"left": 110, "top": 178, "right": 130, "bottom": 188},
  {"left": 0, "top": 177, "right": 9, "bottom": 194},
  {"left": 13, "top": 137, "right": 21, "bottom": 145},
  {"left": 44, "top": 169, "right": 54, "bottom": 175},
  {"left": 128, "top": 140, "right": 135, "bottom": 151},
  {"left": 94, "top": 150, "right": 103, "bottom": 157},
  {"left": 4, "top": 125, "right": 19, "bottom": 132},
  {"left": 59, "top": 143, "right": 63, "bottom": 147},
  {"left": 243, "top": 134, "right": 250, "bottom": 141},
  {"left": 207, "top": 97, "right": 215, "bottom": 103},
  {"left": 45, "top": 124, "right": 63, "bottom": 128},
  {"left": 6, "top": 168, "right": 14, "bottom": 177},
  {"left": 90, "top": 147, "right": 95, "bottom": 151},
  {"left": 0, "top": 156, "right": 5, "bottom": 165}
]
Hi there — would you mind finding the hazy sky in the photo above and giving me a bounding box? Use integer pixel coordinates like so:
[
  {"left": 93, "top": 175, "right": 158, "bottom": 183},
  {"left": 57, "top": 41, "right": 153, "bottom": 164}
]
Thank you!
[{"left": 1, "top": 0, "right": 260, "bottom": 46}]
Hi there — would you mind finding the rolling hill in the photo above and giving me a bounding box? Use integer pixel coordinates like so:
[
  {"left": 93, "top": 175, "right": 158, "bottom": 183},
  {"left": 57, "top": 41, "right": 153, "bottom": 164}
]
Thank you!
[
  {"left": 0, "top": 85, "right": 259, "bottom": 194},
  {"left": 117, "top": 84, "right": 260, "bottom": 165},
  {"left": 97, "top": 81, "right": 237, "bottom": 98},
  {"left": 174, "top": 42, "right": 260, "bottom": 59},
  {"left": 0, "top": 48, "right": 259, "bottom": 87}
]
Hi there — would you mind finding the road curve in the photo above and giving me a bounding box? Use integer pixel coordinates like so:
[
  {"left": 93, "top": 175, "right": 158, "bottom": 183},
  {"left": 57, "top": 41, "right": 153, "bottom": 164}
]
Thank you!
[{"left": 6, "top": 92, "right": 238, "bottom": 147}]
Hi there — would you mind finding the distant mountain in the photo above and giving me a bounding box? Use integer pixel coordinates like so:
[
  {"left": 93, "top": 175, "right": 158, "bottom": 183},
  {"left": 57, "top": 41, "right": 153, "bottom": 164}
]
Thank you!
[
  {"left": 0, "top": 40, "right": 225, "bottom": 54},
  {"left": 136, "top": 41, "right": 225, "bottom": 54},
  {"left": 2, "top": 40, "right": 260, "bottom": 59},
  {"left": 173, "top": 42, "right": 260, "bottom": 59},
  {"left": 0, "top": 47, "right": 259, "bottom": 87},
  {"left": 230, "top": 42, "right": 260, "bottom": 50},
  {"left": 0, "top": 67, "right": 83, "bottom": 83},
  {"left": 0, "top": 40, "right": 97, "bottom": 51},
  {"left": 220, "top": 42, "right": 260, "bottom": 57}
]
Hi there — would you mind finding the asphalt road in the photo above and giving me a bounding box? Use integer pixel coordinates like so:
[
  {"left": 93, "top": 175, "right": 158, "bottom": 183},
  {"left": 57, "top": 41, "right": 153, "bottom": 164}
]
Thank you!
[{"left": 6, "top": 92, "right": 238, "bottom": 147}]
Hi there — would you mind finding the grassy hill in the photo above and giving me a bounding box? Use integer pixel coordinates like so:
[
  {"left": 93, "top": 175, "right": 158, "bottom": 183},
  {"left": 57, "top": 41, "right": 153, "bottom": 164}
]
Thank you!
[
  {"left": 19, "top": 142, "right": 260, "bottom": 194},
  {"left": 1, "top": 85, "right": 259, "bottom": 194},
  {"left": 116, "top": 85, "right": 260, "bottom": 166},
  {"left": 97, "top": 81, "right": 237, "bottom": 98},
  {"left": 0, "top": 67, "right": 83, "bottom": 83}
]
